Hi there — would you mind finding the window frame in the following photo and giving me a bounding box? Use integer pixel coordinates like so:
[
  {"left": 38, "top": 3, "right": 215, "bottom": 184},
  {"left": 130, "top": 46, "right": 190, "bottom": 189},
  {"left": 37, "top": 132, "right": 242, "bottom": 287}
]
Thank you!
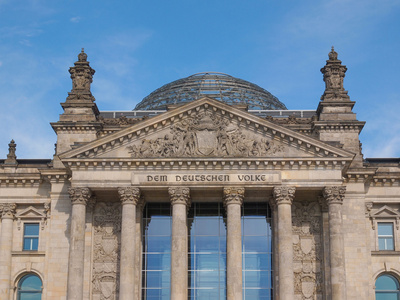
[
  {"left": 22, "top": 223, "right": 40, "bottom": 251},
  {"left": 375, "top": 273, "right": 400, "bottom": 300},
  {"left": 17, "top": 273, "right": 43, "bottom": 300}
]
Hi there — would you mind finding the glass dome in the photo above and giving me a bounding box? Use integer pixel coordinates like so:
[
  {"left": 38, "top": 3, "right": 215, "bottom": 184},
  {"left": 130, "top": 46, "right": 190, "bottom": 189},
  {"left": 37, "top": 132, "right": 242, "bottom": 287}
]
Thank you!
[{"left": 134, "top": 72, "right": 287, "bottom": 110}]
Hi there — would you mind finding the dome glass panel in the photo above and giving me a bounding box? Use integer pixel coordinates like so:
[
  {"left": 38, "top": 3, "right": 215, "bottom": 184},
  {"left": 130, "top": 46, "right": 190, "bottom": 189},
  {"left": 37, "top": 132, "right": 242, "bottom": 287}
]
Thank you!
[{"left": 134, "top": 72, "right": 287, "bottom": 110}]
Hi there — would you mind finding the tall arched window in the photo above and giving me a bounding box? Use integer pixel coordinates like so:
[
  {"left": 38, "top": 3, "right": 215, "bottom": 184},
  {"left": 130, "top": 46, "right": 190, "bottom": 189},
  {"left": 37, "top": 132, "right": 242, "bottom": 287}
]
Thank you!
[
  {"left": 17, "top": 274, "right": 42, "bottom": 300},
  {"left": 376, "top": 274, "right": 400, "bottom": 300}
]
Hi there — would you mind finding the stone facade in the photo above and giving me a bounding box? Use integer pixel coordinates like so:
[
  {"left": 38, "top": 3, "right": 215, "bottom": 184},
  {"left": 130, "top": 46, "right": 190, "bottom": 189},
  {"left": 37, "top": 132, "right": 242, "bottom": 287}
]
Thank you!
[{"left": 0, "top": 48, "right": 399, "bottom": 300}]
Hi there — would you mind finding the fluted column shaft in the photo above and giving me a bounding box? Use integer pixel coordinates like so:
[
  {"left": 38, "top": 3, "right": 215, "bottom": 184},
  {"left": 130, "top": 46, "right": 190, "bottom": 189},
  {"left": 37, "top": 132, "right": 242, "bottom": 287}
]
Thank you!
[
  {"left": 67, "top": 188, "right": 91, "bottom": 300},
  {"left": 223, "top": 187, "right": 244, "bottom": 300},
  {"left": 0, "top": 203, "right": 16, "bottom": 300},
  {"left": 118, "top": 187, "right": 141, "bottom": 300},
  {"left": 272, "top": 186, "right": 295, "bottom": 300},
  {"left": 323, "top": 186, "right": 347, "bottom": 300},
  {"left": 169, "top": 187, "right": 191, "bottom": 300}
]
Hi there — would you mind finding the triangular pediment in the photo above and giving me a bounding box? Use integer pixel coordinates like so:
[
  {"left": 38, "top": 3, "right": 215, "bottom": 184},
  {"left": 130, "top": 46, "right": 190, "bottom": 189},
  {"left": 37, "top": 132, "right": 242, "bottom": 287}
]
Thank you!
[
  {"left": 16, "top": 206, "right": 46, "bottom": 219},
  {"left": 371, "top": 205, "right": 400, "bottom": 218},
  {"left": 59, "top": 97, "right": 354, "bottom": 163}
]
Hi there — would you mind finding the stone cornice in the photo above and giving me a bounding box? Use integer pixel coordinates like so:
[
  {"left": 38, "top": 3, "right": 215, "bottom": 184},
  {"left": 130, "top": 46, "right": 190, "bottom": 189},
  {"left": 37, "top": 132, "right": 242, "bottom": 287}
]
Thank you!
[
  {"left": 59, "top": 98, "right": 354, "bottom": 161},
  {"left": 223, "top": 187, "right": 245, "bottom": 207},
  {"left": 272, "top": 186, "right": 296, "bottom": 205},
  {"left": 118, "top": 187, "right": 141, "bottom": 205},
  {"left": 51, "top": 122, "right": 103, "bottom": 134},
  {"left": 312, "top": 120, "right": 365, "bottom": 133},
  {"left": 40, "top": 169, "right": 71, "bottom": 183},
  {"left": 62, "top": 157, "right": 350, "bottom": 171},
  {"left": 322, "top": 186, "right": 346, "bottom": 205},
  {"left": 0, "top": 174, "right": 42, "bottom": 187},
  {"left": 68, "top": 187, "right": 92, "bottom": 205},
  {"left": 168, "top": 187, "right": 191, "bottom": 206}
]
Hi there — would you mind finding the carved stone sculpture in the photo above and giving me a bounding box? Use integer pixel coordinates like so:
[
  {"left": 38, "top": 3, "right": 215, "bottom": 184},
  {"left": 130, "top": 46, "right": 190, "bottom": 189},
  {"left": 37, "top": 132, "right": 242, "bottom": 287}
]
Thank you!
[
  {"left": 322, "top": 186, "right": 346, "bottom": 205},
  {"left": 168, "top": 187, "right": 191, "bottom": 206},
  {"left": 292, "top": 201, "right": 323, "bottom": 299},
  {"left": 92, "top": 202, "right": 122, "bottom": 300},
  {"left": 127, "top": 111, "right": 284, "bottom": 158},
  {"left": 0, "top": 203, "right": 17, "bottom": 219},
  {"left": 272, "top": 186, "right": 296, "bottom": 205},
  {"left": 117, "top": 187, "right": 141, "bottom": 205},
  {"left": 223, "top": 187, "right": 245, "bottom": 206},
  {"left": 68, "top": 187, "right": 92, "bottom": 205}
]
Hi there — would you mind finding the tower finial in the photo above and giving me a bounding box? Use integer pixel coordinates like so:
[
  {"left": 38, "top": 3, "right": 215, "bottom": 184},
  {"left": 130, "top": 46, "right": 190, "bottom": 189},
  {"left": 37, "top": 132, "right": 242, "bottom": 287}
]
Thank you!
[{"left": 4, "top": 139, "right": 17, "bottom": 165}]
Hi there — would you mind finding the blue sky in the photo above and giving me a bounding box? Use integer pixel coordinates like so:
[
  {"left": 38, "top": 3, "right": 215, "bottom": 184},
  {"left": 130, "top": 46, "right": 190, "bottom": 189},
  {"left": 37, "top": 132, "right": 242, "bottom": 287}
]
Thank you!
[{"left": 0, "top": 0, "right": 399, "bottom": 159}]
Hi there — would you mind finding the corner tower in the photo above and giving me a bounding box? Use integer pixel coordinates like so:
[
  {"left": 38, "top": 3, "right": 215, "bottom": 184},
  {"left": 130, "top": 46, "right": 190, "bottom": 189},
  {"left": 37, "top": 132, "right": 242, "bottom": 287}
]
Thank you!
[
  {"left": 313, "top": 47, "right": 365, "bottom": 167},
  {"left": 51, "top": 49, "right": 102, "bottom": 156}
]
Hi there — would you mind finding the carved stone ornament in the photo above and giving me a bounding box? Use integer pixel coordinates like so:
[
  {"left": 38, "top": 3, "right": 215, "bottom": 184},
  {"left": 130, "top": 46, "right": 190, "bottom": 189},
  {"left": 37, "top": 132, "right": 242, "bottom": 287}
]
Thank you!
[
  {"left": 117, "top": 187, "right": 141, "bottom": 205},
  {"left": 322, "top": 186, "right": 346, "bottom": 205},
  {"left": 223, "top": 187, "right": 245, "bottom": 206},
  {"left": 272, "top": 186, "right": 296, "bottom": 205},
  {"left": 92, "top": 202, "right": 121, "bottom": 300},
  {"left": 0, "top": 203, "right": 17, "bottom": 219},
  {"left": 292, "top": 201, "right": 323, "bottom": 299},
  {"left": 168, "top": 187, "right": 191, "bottom": 206},
  {"left": 126, "top": 111, "right": 284, "bottom": 158},
  {"left": 320, "top": 47, "right": 350, "bottom": 101},
  {"left": 68, "top": 187, "right": 92, "bottom": 205},
  {"left": 4, "top": 139, "right": 17, "bottom": 165}
]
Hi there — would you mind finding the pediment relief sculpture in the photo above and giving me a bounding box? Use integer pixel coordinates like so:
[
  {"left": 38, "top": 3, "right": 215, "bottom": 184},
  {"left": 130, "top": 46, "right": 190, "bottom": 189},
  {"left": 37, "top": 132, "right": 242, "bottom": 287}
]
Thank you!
[{"left": 126, "top": 111, "right": 285, "bottom": 158}]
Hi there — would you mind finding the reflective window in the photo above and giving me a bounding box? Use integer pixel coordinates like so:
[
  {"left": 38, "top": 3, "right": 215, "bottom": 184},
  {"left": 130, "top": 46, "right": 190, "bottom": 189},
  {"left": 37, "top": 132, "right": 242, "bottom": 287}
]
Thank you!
[
  {"left": 142, "top": 203, "right": 172, "bottom": 300},
  {"left": 188, "top": 203, "right": 227, "bottom": 299},
  {"left": 23, "top": 223, "right": 39, "bottom": 251},
  {"left": 242, "top": 202, "right": 273, "bottom": 300},
  {"left": 18, "top": 274, "right": 42, "bottom": 300},
  {"left": 376, "top": 274, "right": 400, "bottom": 300},
  {"left": 378, "top": 223, "right": 394, "bottom": 251}
]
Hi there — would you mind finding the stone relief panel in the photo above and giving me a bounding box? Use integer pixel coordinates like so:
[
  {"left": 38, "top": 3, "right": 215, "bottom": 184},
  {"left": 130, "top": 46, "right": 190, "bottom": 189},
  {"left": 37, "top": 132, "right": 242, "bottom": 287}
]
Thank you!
[
  {"left": 92, "top": 202, "right": 121, "bottom": 300},
  {"left": 292, "top": 201, "right": 323, "bottom": 300},
  {"left": 126, "top": 111, "right": 285, "bottom": 158}
]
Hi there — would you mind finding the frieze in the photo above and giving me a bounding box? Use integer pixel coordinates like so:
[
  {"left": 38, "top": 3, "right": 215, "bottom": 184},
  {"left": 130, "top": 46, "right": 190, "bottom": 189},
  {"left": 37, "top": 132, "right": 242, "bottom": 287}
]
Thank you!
[
  {"left": 292, "top": 201, "right": 323, "bottom": 299},
  {"left": 92, "top": 202, "right": 121, "bottom": 300},
  {"left": 126, "top": 111, "right": 284, "bottom": 158}
]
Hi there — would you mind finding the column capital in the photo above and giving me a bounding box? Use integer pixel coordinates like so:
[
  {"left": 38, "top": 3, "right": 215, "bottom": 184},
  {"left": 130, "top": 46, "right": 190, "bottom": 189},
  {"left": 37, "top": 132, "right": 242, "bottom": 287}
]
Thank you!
[
  {"left": 223, "top": 187, "right": 244, "bottom": 207},
  {"left": 0, "top": 203, "right": 16, "bottom": 219},
  {"left": 118, "top": 187, "right": 141, "bottom": 205},
  {"left": 68, "top": 187, "right": 92, "bottom": 205},
  {"left": 272, "top": 186, "right": 296, "bottom": 205},
  {"left": 168, "top": 187, "right": 191, "bottom": 206},
  {"left": 322, "top": 186, "right": 346, "bottom": 205}
]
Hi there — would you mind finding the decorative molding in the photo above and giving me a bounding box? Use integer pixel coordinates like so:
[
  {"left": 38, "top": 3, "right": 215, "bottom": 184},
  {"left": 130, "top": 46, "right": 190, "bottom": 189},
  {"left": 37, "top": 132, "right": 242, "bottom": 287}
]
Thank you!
[
  {"left": 292, "top": 201, "right": 323, "bottom": 299},
  {"left": 92, "top": 202, "right": 121, "bottom": 300},
  {"left": 0, "top": 203, "right": 17, "bottom": 219},
  {"left": 117, "top": 187, "right": 141, "bottom": 205},
  {"left": 368, "top": 204, "right": 400, "bottom": 230},
  {"left": 322, "top": 186, "right": 346, "bottom": 205},
  {"left": 168, "top": 187, "right": 191, "bottom": 206},
  {"left": 15, "top": 204, "right": 50, "bottom": 230},
  {"left": 126, "top": 111, "right": 285, "bottom": 158},
  {"left": 223, "top": 187, "right": 244, "bottom": 206},
  {"left": 68, "top": 187, "right": 92, "bottom": 205},
  {"left": 272, "top": 186, "right": 296, "bottom": 205}
]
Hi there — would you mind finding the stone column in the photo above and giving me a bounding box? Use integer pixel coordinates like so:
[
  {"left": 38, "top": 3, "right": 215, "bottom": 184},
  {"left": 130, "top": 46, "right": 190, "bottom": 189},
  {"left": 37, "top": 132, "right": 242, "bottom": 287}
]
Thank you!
[
  {"left": 118, "top": 187, "right": 141, "bottom": 300},
  {"left": 169, "top": 187, "right": 191, "bottom": 300},
  {"left": 323, "top": 186, "right": 347, "bottom": 300},
  {"left": 223, "top": 187, "right": 244, "bottom": 300},
  {"left": 67, "top": 187, "right": 91, "bottom": 300},
  {"left": 0, "top": 203, "right": 16, "bottom": 300},
  {"left": 272, "top": 186, "right": 296, "bottom": 300}
]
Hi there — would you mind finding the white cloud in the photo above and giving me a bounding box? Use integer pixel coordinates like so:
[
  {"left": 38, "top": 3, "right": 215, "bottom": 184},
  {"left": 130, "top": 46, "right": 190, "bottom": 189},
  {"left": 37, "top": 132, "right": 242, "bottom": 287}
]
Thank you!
[{"left": 70, "top": 16, "right": 81, "bottom": 23}]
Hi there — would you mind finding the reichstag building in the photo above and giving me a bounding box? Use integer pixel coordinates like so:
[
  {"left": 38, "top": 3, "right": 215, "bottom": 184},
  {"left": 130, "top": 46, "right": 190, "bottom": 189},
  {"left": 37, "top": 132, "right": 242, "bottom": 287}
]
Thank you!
[{"left": 1, "top": 48, "right": 399, "bottom": 300}]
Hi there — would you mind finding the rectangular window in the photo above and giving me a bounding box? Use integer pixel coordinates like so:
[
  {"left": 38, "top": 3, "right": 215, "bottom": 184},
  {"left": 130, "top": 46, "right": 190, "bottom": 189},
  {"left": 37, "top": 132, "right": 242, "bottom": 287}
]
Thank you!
[
  {"left": 378, "top": 222, "right": 394, "bottom": 251},
  {"left": 142, "top": 203, "right": 172, "bottom": 300},
  {"left": 242, "top": 202, "right": 273, "bottom": 299},
  {"left": 23, "top": 223, "right": 39, "bottom": 251}
]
